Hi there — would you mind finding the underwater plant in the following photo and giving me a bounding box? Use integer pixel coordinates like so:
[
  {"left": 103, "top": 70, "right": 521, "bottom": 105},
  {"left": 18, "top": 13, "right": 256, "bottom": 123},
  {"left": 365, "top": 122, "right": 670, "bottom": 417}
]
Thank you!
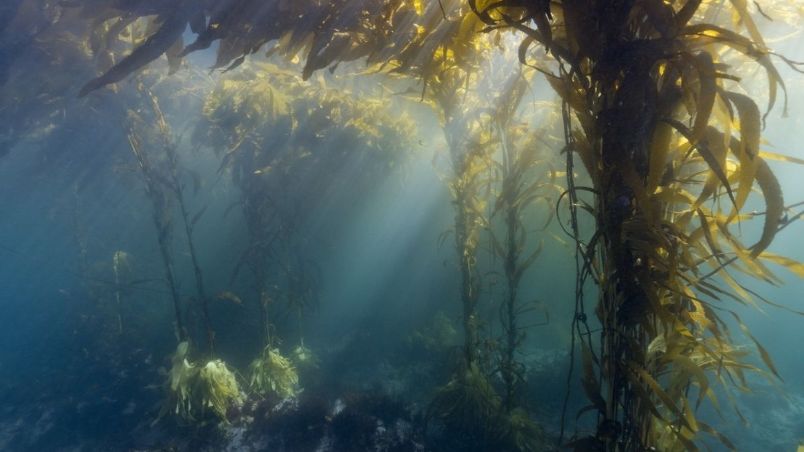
[
  {"left": 407, "top": 16, "right": 495, "bottom": 369},
  {"left": 140, "top": 86, "right": 216, "bottom": 355},
  {"left": 197, "top": 359, "right": 244, "bottom": 420},
  {"left": 248, "top": 346, "right": 299, "bottom": 399},
  {"left": 485, "top": 72, "right": 561, "bottom": 412},
  {"left": 427, "top": 363, "right": 545, "bottom": 451},
  {"left": 126, "top": 110, "right": 186, "bottom": 342},
  {"left": 471, "top": 0, "right": 804, "bottom": 449},
  {"left": 164, "top": 341, "right": 244, "bottom": 423},
  {"left": 166, "top": 341, "right": 198, "bottom": 421}
]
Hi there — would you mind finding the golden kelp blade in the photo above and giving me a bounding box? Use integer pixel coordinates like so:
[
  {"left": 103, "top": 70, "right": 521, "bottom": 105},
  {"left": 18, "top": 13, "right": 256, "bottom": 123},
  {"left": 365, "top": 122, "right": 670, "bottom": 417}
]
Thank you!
[{"left": 760, "top": 150, "right": 804, "bottom": 165}]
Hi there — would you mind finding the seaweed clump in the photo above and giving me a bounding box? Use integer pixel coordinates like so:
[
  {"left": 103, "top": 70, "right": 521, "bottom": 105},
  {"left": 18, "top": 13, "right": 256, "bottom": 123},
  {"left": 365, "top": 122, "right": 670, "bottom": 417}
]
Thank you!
[
  {"left": 249, "top": 346, "right": 299, "bottom": 399},
  {"left": 427, "top": 363, "right": 545, "bottom": 452},
  {"left": 163, "top": 341, "right": 243, "bottom": 424}
]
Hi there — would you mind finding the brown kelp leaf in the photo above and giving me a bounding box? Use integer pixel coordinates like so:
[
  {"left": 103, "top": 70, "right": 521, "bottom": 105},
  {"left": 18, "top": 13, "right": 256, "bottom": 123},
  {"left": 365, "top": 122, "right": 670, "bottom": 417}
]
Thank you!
[
  {"left": 669, "top": 352, "right": 710, "bottom": 410},
  {"left": 698, "top": 421, "right": 737, "bottom": 451},
  {"left": 696, "top": 208, "right": 722, "bottom": 261},
  {"left": 79, "top": 10, "right": 189, "bottom": 97},
  {"left": 647, "top": 121, "right": 673, "bottom": 193},
  {"left": 728, "top": 311, "right": 782, "bottom": 380},
  {"left": 691, "top": 52, "right": 717, "bottom": 143},
  {"left": 675, "top": 0, "right": 703, "bottom": 29},
  {"left": 629, "top": 361, "right": 693, "bottom": 431},
  {"left": 758, "top": 252, "right": 804, "bottom": 278},
  {"left": 723, "top": 91, "right": 761, "bottom": 218},
  {"left": 665, "top": 120, "right": 735, "bottom": 208},
  {"left": 692, "top": 128, "right": 729, "bottom": 208},
  {"left": 759, "top": 150, "right": 804, "bottom": 165},
  {"left": 682, "top": 24, "right": 787, "bottom": 122},
  {"left": 750, "top": 156, "right": 783, "bottom": 257}
]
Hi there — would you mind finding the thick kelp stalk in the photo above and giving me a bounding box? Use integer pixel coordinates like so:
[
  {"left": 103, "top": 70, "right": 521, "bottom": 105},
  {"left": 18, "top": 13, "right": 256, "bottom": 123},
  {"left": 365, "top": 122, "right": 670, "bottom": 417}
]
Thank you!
[{"left": 471, "top": 0, "right": 802, "bottom": 449}]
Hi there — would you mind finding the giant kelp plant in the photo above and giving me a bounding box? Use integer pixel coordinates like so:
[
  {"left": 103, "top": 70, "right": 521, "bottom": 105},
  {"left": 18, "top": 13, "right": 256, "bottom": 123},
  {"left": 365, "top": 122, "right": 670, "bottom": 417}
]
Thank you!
[
  {"left": 2, "top": 0, "right": 804, "bottom": 451},
  {"left": 471, "top": 0, "right": 804, "bottom": 449}
]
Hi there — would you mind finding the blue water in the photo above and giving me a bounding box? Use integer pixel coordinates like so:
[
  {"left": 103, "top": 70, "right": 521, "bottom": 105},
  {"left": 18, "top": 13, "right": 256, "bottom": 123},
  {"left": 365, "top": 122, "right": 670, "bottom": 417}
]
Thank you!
[{"left": 1, "top": 5, "right": 804, "bottom": 452}]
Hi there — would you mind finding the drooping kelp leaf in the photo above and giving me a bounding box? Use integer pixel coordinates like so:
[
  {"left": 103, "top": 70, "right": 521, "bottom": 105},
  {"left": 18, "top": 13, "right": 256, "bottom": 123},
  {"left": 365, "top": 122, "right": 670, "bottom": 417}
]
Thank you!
[
  {"left": 690, "top": 127, "right": 731, "bottom": 208},
  {"left": 72, "top": 0, "right": 499, "bottom": 101},
  {"left": 759, "top": 150, "right": 804, "bottom": 165},
  {"left": 759, "top": 252, "right": 804, "bottom": 279},
  {"left": 664, "top": 119, "right": 737, "bottom": 208},
  {"left": 647, "top": 121, "right": 674, "bottom": 193},
  {"left": 681, "top": 23, "right": 788, "bottom": 122},
  {"left": 79, "top": 7, "right": 190, "bottom": 96},
  {"left": 690, "top": 52, "right": 718, "bottom": 143},
  {"left": 722, "top": 91, "right": 761, "bottom": 218},
  {"left": 726, "top": 310, "right": 782, "bottom": 380},
  {"left": 749, "top": 156, "right": 784, "bottom": 257}
]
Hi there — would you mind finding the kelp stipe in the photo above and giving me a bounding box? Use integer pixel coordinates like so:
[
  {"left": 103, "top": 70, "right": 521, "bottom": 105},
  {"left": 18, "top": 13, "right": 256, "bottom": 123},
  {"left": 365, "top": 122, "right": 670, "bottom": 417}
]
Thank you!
[
  {"left": 487, "top": 73, "right": 558, "bottom": 412},
  {"left": 126, "top": 109, "right": 186, "bottom": 343},
  {"left": 139, "top": 85, "right": 216, "bottom": 355}
]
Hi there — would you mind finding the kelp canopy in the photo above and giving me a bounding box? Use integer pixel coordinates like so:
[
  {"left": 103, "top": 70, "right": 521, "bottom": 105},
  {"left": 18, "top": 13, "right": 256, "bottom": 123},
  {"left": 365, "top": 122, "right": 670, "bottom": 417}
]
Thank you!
[{"left": 4, "top": 0, "right": 804, "bottom": 450}]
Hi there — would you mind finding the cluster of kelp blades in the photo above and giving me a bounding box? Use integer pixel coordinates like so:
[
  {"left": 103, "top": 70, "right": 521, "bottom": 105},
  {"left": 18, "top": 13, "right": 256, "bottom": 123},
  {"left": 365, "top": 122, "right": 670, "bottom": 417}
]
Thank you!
[{"left": 6, "top": 0, "right": 804, "bottom": 450}]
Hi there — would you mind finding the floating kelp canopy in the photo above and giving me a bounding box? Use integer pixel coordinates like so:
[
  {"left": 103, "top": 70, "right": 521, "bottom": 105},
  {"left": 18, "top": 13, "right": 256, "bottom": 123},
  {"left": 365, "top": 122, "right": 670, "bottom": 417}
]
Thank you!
[{"left": 3, "top": 1, "right": 804, "bottom": 451}]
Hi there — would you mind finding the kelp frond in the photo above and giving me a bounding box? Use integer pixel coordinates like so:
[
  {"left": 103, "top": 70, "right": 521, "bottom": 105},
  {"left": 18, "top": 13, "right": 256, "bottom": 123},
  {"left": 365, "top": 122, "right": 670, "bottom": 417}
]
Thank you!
[
  {"left": 249, "top": 346, "right": 300, "bottom": 399},
  {"left": 162, "top": 341, "right": 243, "bottom": 423},
  {"left": 197, "top": 360, "right": 243, "bottom": 420}
]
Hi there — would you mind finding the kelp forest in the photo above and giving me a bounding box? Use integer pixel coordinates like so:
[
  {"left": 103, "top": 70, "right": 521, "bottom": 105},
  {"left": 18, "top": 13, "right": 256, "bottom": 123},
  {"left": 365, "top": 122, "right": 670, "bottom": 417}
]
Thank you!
[{"left": 2, "top": 0, "right": 804, "bottom": 451}]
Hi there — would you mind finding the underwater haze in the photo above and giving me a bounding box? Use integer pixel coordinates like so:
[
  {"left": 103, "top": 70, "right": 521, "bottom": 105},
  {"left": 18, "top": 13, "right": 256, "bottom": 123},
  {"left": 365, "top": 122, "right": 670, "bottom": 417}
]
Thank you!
[{"left": 1, "top": 1, "right": 804, "bottom": 451}]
